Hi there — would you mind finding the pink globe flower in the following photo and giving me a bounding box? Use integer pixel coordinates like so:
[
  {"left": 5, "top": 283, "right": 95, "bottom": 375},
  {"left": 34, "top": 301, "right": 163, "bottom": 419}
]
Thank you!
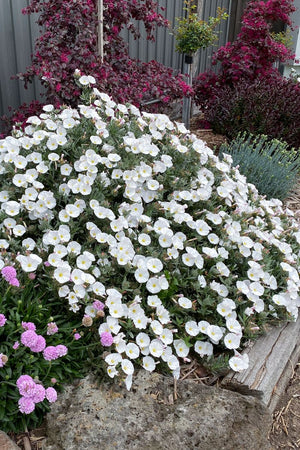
[
  {"left": 93, "top": 300, "right": 105, "bottom": 311},
  {"left": 74, "top": 332, "right": 81, "bottom": 340},
  {"left": 56, "top": 345, "right": 68, "bottom": 357},
  {"left": 43, "top": 346, "right": 59, "bottom": 361},
  {"left": 13, "top": 341, "right": 20, "bottom": 350},
  {"left": 0, "top": 314, "right": 7, "bottom": 327},
  {"left": 18, "top": 397, "right": 35, "bottom": 414},
  {"left": 47, "top": 322, "right": 59, "bottom": 335},
  {"left": 21, "top": 330, "right": 38, "bottom": 349},
  {"left": 16, "top": 374, "right": 33, "bottom": 388},
  {"left": 9, "top": 278, "right": 20, "bottom": 287},
  {"left": 45, "top": 387, "right": 57, "bottom": 403},
  {"left": 1, "top": 266, "right": 17, "bottom": 281},
  {"left": 22, "top": 321, "right": 36, "bottom": 331},
  {"left": 30, "top": 335, "right": 46, "bottom": 352},
  {"left": 100, "top": 332, "right": 114, "bottom": 347},
  {"left": 32, "top": 384, "right": 46, "bottom": 403},
  {"left": 18, "top": 379, "right": 37, "bottom": 398}
]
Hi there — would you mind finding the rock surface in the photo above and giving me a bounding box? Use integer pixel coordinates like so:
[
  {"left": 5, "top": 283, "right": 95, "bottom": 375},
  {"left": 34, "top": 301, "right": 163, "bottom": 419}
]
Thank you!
[
  {"left": 0, "top": 431, "right": 21, "bottom": 450},
  {"left": 45, "top": 371, "right": 273, "bottom": 450}
]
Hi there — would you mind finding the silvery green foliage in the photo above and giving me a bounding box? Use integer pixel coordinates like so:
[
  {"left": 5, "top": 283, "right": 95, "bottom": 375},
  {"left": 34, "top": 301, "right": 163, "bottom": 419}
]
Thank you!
[
  {"left": 219, "top": 133, "right": 300, "bottom": 200},
  {"left": 1, "top": 84, "right": 300, "bottom": 391}
]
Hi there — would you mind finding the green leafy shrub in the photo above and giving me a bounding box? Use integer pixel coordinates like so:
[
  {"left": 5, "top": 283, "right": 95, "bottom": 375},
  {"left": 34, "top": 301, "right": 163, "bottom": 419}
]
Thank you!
[
  {"left": 174, "top": 3, "right": 228, "bottom": 55},
  {"left": 219, "top": 133, "right": 300, "bottom": 200},
  {"left": 1, "top": 78, "right": 300, "bottom": 431}
]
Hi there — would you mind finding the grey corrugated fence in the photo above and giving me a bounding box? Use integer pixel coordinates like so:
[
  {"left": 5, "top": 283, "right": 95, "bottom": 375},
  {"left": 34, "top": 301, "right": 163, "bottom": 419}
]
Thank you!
[
  {"left": 0, "top": 0, "right": 43, "bottom": 119},
  {"left": 0, "top": 0, "right": 238, "bottom": 120}
]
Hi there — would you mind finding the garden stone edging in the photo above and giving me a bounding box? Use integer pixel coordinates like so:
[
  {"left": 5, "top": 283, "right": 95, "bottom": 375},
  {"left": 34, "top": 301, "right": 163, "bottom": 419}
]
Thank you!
[{"left": 44, "top": 371, "right": 272, "bottom": 450}]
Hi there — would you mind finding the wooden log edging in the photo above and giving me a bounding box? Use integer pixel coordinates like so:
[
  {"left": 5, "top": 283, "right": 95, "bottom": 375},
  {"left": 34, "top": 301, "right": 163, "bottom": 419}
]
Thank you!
[{"left": 221, "top": 315, "right": 300, "bottom": 413}]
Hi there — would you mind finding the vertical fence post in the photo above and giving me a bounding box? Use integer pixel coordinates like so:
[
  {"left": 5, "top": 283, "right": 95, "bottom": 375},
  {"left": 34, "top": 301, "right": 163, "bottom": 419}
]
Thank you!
[
  {"left": 97, "top": 0, "right": 104, "bottom": 62},
  {"left": 182, "top": 56, "right": 193, "bottom": 129}
]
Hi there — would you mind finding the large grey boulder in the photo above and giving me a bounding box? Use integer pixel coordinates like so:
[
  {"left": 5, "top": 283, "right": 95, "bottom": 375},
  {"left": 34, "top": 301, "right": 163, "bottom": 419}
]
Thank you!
[
  {"left": 0, "top": 431, "right": 21, "bottom": 450},
  {"left": 45, "top": 371, "right": 272, "bottom": 450}
]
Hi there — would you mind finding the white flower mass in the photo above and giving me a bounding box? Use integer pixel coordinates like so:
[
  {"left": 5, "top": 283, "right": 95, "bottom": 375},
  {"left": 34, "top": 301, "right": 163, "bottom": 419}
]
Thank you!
[{"left": 1, "top": 85, "right": 300, "bottom": 387}]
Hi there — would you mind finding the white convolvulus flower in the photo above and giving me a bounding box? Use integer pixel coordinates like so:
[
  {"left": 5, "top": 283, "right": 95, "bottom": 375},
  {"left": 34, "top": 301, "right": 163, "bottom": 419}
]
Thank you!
[
  {"left": 156, "top": 305, "right": 170, "bottom": 324},
  {"left": 133, "top": 314, "right": 148, "bottom": 330},
  {"left": 194, "top": 340, "right": 213, "bottom": 357},
  {"left": 16, "top": 254, "right": 42, "bottom": 272},
  {"left": 178, "top": 297, "right": 192, "bottom": 309},
  {"left": 217, "top": 298, "right": 236, "bottom": 317},
  {"left": 206, "top": 325, "right": 223, "bottom": 344},
  {"left": 4, "top": 201, "right": 20, "bottom": 216},
  {"left": 210, "top": 281, "right": 229, "bottom": 298},
  {"left": 134, "top": 267, "right": 150, "bottom": 283},
  {"left": 125, "top": 343, "right": 140, "bottom": 360},
  {"left": 22, "top": 238, "right": 36, "bottom": 251},
  {"left": 147, "top": 258, "right": 163, "bottom": 274},
  {"left": 160, "top": 328, "right": 174, "bottom": 345},
  {"left": 142, "top": 356, "right": 156, "bottom": 372},
  {"left": 136, "top": 332, "right": 150, "bottom": 349},
  {"left": 158, "top": 234, "right": 172, "bottom": 248},
  {"left": 146, "top": 277, "right": 161, "bottom": 294},
  {"left": 105, "top": 353, "right": 122, "bottom": 366},
  {"left": 185, "top": 320, "right": 199, "bottom": 336},
  {"left": 216, "top": 262, "right": 230, "bottom": 277},
  {"left": 147, "top": 295, "right": 162, "bottom": 308},
  {"left": 150, "top": 320, "right": 163, "bottom": 335},
  {"left": 182, "top": 253, "right": 195, "bottom": 267},
  {"left": 13, "top": 225, "right": 26, "bottom": 237},
  {"left": 198, "top": 275, "right": 207, "bottom": 288},
  {"left": 76, "top": 254, "right": 92, "bottom": 270},
  {"left": 249, "top": 281, "right": 264, "bottom": 297},
  {"left": 166, "top": 354, "right": 179, "bottom": 372},
  {"left": 198, "top": 320, "right": 210, "bottom": 334},
  {"left": 149, "top": 339, "right": 164, "bottom": 357},
  {"left": 54, "top": 265, "right": 71, "bottom": 283},
  {"left": 224, "top": 333, "right": 241, "bottom": 350},
  {"left": 174, "top": 339, "right": 189, "bottom": 358},
  {"left": 226, "top": 318, "right": 242, "bottom": 335},
  {"left": 229, "top": 352, "right": 249, "bottom": 372},
  {"left": 138, "top": 233, "right": 151, "bottom": 246},
  {"left": 202, "top": 246, "right": 218, "bottom": 258}
]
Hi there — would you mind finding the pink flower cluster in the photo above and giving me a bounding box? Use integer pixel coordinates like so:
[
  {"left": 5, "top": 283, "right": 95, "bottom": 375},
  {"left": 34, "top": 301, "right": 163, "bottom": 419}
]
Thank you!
[
  {"left": 43, "top": 344, "right": 68, "bottom": 361},
  {"left": 1, "top": 266, "right": 19, "bottom": 287},
  {"left": 17, "top": 375, "right": 57, "bottom": 414},
  {"left": 21, "top": 329, "right": 46, "bottom": 353},
  {"left": 0, "top": 313, "right": 7, "bottom": 327},
  {"left": 100, "top": 331, "right": 114, "bottom": 347},
  {"left": 20, "top": 322, "right": 68, "bottom": 360},
  {"left": 47, "top": 322, "right": 59, "bottom": 335}
]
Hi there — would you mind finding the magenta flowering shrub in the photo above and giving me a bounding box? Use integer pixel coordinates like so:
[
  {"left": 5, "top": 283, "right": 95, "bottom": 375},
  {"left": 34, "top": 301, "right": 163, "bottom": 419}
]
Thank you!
[
  {"left": 17, "top": 0, "right": 190, "bottom": 109},
  {"left": 194, "top": 0, "right": 296, "bottom": 117}
]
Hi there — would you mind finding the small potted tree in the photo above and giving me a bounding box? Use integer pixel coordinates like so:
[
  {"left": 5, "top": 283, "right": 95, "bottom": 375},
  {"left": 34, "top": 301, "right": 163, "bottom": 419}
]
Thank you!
[{"left": 174, "top": 1, "right": 228, "bottom": 127}]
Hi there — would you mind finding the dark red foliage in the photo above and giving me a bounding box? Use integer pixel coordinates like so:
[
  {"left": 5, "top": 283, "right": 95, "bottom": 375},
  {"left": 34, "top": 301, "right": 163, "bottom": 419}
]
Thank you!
[
  {"left": 194, "top": 0, "right": 296, "bottom": 106},
  {"left": 201, "top": 76, "right": 300, "bottom": 148},
  {"left": 0, "top": 101, "right": 45, "bottom": 138},
  {"left": 17, "top": 0, "right": 191, "bottom": 109}
]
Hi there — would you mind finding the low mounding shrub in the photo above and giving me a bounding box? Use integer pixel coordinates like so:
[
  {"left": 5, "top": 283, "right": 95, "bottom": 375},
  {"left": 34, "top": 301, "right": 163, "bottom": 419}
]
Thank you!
[
  {"left": 195, "top": 76, "right": 300, "bottom": 149},
  {"left": 219, "top": 133, "right": 300, "bottom": 200},
  {"left": 1, "top": 77, "right": 300, "bottom": 431}
]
